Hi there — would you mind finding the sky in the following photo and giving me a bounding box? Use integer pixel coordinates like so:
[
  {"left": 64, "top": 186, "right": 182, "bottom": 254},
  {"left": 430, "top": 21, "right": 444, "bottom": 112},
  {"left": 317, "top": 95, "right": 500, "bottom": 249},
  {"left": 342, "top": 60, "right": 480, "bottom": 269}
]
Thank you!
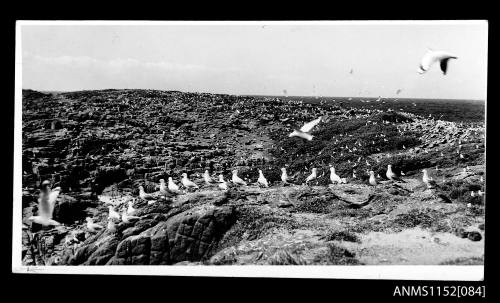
[{"left": 20, "top": 21, "right": 488, "bottom": 100}]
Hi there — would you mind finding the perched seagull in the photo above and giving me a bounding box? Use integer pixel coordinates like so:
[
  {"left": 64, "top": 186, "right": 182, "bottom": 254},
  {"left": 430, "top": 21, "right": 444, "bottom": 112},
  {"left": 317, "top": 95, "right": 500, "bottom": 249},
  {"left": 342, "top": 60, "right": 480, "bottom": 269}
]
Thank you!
[
  {"left": 480, "top": 176, "right": 484, "bottom": 182},
  {"left": 330, "top": 167, "right": 342, "bottom": 184},
  {"left": 386, "top": 165, "right": 403, "bottom": 181},
  {"left": 232, "top": 170, "right": 247, "bottom": 186},
  {"left": 121, "top": 210, "right": 140, "bottom": 224},
  {"left": 471, "top": 191, "right": 476, "bottom": 197},
  {"left": 28, "top": 180, "right": 62, "bottom": 226},
  {"left": 139, "top": 186, "right": 156, "bottom": 202},
  {"left": 422, "top": 169, "right": 437, "bottom": 189},
  {"left": 369, "top": 171, "right": 378, "bottom": 186},
  {"left": 257, "top": 170, "right": 269, "bottom": 187},
  {"left": 417, "top": 49, "right": 458, "bottom": 75},
  {"left": 159, "top": 179, "right": 175, "bottom": 198},
  {"left": 289, "top": 117, "right": 321, "bottom": 141},
  {"left": 218, "top": 175, "right": 228, "bottom": 191},
  {"left": 86, "top": 217, "right": 104, "bottom": 233},
  {"left": 167, "top": 177, "right": 182, "bottom": 194},
  {"left": 127, "top": 201, "right": 137, "bottom": 216},
  {"left": 181, "top": 173, "right": 199, "bottom": 190},
  {"left": 108, "top": 206, "right": 121, "bottom": 221},
  {"left": 305, "top": 168, "right": 317, "bottom": 185},
  {"left": 107, "top": 220, "right": 117, "bottom": 233},
  {"left": 281, "top": 167, "right": 290, "bottom": 184},
  {"left": 203, "top": 170, "right": 213, "bottom": 185}
]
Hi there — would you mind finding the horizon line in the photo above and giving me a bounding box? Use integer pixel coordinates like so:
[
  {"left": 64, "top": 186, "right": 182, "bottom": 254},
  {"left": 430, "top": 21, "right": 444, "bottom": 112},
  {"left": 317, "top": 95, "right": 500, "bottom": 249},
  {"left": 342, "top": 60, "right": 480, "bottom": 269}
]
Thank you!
[{"left": 22, "top": 88, "right": 486, "bottom": 102}]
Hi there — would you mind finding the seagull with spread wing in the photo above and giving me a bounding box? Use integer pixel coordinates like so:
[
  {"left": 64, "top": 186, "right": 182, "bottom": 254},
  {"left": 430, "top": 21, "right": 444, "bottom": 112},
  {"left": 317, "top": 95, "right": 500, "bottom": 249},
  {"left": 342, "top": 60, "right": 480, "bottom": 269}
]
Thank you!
[
  {"left": 289, "top": 117, "right": 322, "bottom": 141},
  {"left": 418, "top": 49, "right": 458, "bottom": 75},
  {"left": 28, "top": 180, "right": 62, "bottom": 226}
]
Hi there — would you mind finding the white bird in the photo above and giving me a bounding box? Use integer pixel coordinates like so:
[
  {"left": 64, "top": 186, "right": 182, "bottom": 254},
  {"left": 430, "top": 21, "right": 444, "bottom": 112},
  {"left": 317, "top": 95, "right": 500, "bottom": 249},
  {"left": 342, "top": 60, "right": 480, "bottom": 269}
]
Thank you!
[
  {"left": 28, "top": 180, "right": 62, "bottom": 226},
  {"left": 281, "top": 167, "right": 291, "bottom": 184},
  {"left": 158, "top": 179, "right": 175, "bottom": 198},
  {"left": 108, "top": 206, "right": 121, "bottom": 221},
  {"left": 231, "top": 170, "right": 247, "bottom": 186},
  {"left": 470, "top": 191, "right": 476, "bottom": 197},
  {"left": 139, "top": 186, "right": 156, "bottom": 201},
  {"left": 330, "top": 167, "right": 342, "bottom": 184},
  {"left": 167, "top": 177, "right": 182, "bottom": 194},
  {"left": 218, "top": 175, "right": 228, "bottom": 190},
  {"left": 480, "top": 176, "right": 484, "bottom": 182},
  {"left": 127, "top": 201, "right": 137, "bottom": 216},
  {"left": 107, "top": 220, "right": 117, "bottom": 233},
  {"left": 257, "top": 170, "right": 269, "bottom": 187},
  {"left": 369, "top": 171, "right": 377, "bottom": 186},
  {"left": 203, "top": 170, "right": 213, "bottom": 185},
  {"left": 86, "top": 217, "right": 104, "bottom": 233},
  {"left": 422, "top": 169, "right": 436, "bottom": 188},
  {"left": 417, "top": 49, "right": 458, "bottom": 75},
  {"left": 305, "top": 168, "right": 317, "bottom": 185},
  {"left": 121, "top": 210, "right": 140, "bottom": 224},
  {"left": 477, "top": 190, "right": 484, "bottom": 197},
  {"left": 289, "top": 117, "right": 321, "bottom": 141},
  {"left": 182, "top": 173, "right": 199, "bottom": 190},
  {"left": 386, "top": 165, "right": 399, "bottom": 181}
]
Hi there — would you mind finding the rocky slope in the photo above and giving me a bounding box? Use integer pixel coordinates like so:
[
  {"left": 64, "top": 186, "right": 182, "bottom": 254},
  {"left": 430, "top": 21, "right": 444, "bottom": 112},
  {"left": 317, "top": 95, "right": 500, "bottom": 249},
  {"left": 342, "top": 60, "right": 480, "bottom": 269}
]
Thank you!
[{"left": 21, "top": 89, "right": 485, "bottom": 265}]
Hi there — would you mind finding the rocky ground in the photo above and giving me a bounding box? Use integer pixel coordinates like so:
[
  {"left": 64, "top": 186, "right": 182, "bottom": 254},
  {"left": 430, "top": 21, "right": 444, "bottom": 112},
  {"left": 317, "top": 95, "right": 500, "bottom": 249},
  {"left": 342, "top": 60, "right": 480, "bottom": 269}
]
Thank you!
[{"left": 20, "top": 89, "right": 485, "bottom": 266}]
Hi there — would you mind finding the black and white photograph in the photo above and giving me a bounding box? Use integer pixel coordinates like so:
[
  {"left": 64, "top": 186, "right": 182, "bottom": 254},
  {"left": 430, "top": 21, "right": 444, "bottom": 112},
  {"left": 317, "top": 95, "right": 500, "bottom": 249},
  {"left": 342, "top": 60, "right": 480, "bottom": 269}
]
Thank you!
[{"left": 13, "top": 21, "right": 487, "bottom": 279}]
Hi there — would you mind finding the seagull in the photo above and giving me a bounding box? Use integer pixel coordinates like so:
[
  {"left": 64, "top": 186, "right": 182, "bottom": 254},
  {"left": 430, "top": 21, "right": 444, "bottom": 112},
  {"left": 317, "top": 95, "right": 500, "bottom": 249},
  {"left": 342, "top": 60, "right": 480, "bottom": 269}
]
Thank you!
[
  {"left": 386, "top": 165, "right": 403, "bottom": 181},
  {"left": 167, "top": 177, "right": 182, "bottom": 194},
  {"left": 86, "top": 217, "right": 104, "bottom": 233},
  {"left": 305, "top": 168, "right": 317, "bottom": 185},
  {"left": 369, "top": 171, "right": 377, "bottom": 186},
  {"left": 289, "top": 117, "right": 321, "bottom": 141},
  {"left": 159, "top": 179, "right": 176, "bottom": 198},
  {"left": 218, "top": 174, "right": 228, "bottom": 190},
  {"left": 203, "top": 170, "right": 213, "bottom": 185},
  {"left": 139, "top": 186, "right": 156, "bottom": 202},
  {"left": 257, "top": 170, "right": 269, "bottom": 187},
  {"left": 108, "top": 206, "right": 121, "bottom": 221},
  {"left": 182, "top": 173, "right": 199, "bottom": 190},
  {"left": 127, "top": 201, "right": 137, "bottom": 216},
  {"left": 477, "top": 190, "right": 484, "bottom": 197},
  {"left": 422, "top": 169, "right": 437, "bottom": 188},
  {"left": 417, "top": 49, "right": 458, "bottom": 75},
  {"left": 28, "top": 180, "right": 62, "bottom": 226},
  {"left": 121, "top": 210, "right": 140, "bottom": 224},
  {"left": 281, "top": 167, "right": 291, "bottom": 184},
  {"left": 107, "top": 220, "right": 117, "bottom": 233},
  {"left": 232, "top": 169, "right": 247, "bottom": 186},
  {"left": 330, "top": 167, "right": 342, "bottom": 184},
  {"left": 471, "top": 191, "right": 476, "bottom": 197}
]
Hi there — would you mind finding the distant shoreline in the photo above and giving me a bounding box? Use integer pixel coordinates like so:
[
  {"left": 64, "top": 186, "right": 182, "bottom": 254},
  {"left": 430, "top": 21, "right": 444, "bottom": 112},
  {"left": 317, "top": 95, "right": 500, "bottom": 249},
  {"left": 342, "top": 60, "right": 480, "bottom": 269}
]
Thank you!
[{"left": 21, "top": 88, "right": 485, "bottom": 103}]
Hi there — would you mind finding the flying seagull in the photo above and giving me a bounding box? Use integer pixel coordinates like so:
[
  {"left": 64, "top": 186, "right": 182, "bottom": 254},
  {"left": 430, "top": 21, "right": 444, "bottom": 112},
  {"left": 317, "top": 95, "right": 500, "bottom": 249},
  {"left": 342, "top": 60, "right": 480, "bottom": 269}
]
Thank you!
[
  {"left": 28, "top": 180, "right": 62, "bottom": 226},
  {"left": 289, "top": 117, "right": 322, "bottom": 141},
  {"left": 418, "top": 49, "right": 458, "bottom": 75}
]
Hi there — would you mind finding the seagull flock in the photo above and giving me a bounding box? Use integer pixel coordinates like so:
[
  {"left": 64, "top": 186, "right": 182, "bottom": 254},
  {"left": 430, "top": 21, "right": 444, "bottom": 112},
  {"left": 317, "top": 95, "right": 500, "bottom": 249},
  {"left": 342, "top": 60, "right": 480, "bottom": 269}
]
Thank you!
[{"left": 27, "top": 48, "right": 475, "bottom": 234}]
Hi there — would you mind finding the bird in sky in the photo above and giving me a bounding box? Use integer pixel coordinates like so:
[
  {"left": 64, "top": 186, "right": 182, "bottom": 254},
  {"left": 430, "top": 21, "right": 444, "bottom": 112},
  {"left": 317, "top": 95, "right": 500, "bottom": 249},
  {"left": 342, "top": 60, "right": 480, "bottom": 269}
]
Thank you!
[{"left": 417, "top": 49, "right": 458, "bottom": 75}]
